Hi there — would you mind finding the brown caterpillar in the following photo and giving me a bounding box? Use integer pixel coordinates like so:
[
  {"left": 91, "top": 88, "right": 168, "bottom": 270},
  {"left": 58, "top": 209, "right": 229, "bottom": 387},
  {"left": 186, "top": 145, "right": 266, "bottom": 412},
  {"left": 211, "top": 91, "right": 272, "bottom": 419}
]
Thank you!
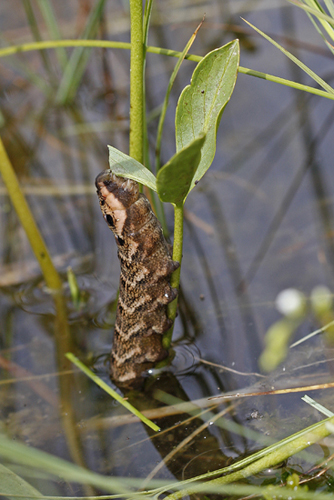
[{"left": 95, "top": 170, "right": 179, "bottom": 388}]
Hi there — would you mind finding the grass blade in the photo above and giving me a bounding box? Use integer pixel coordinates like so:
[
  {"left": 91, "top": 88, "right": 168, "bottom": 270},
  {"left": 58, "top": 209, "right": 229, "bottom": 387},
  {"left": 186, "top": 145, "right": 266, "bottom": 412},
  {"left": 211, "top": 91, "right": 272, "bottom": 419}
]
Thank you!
[
  {"left": 287, "top": 0, "right": 334, "bottom": 54},
  {"left": 36, "top": 0, "right": 68, "bottom": 69},
  {"left": 155, "top": 18, "right": 204, "bottom": 172},
  {"left": 22, "top": 0, "right": 54, "bottom": 77},
  {"left": 163, "top": 414, "right": 334, "bottom": 499},
  {"left": 1, "top": 40, "right": 334, "bottom": 101},
  {"left": 0, "top": 435, "right": 135, "bottom": 494},
  {"left": 66, "top": 353, "right": 160, "bottom": 432},
  {"left": 324, "top": 0, "right": 334, "bottom": 18},
  {"left": 55, "top": 0, "right": 107, "bottom": 104},
  {"left": 287, "top": 0, "right": 334, "bottom": 30},
  {"left": 243, "top": 17, "right": 334, "bottom": 95},
  {"left": 302, "top": 395, "right": 334, "bottom": 417},
  {"left": 0, "top": 138, "right": 62, "bottom": 291}
]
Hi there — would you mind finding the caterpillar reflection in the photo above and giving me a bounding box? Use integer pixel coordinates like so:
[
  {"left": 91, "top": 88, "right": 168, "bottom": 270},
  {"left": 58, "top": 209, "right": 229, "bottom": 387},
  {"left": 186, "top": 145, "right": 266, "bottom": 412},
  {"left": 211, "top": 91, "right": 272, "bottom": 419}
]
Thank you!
[{"left": 95, "top": 170, "right": 179, "bottom": 388}]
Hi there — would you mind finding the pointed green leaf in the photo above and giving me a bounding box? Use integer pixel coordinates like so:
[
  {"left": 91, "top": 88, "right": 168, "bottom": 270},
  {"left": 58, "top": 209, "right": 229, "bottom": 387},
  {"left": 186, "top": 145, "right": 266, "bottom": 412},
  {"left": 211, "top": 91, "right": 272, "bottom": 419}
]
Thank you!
[
  {"left": 157, "top": 134, "right": 206, "bottom": 205},
  {"left": 175, "top": 40, "right": 239, "bottom": 192},
  {"left": 107, "top": 145, "right": 157, "bottom": 191},
  {"left": 0, "top": 463, "right": 41, "bottom": 499}
]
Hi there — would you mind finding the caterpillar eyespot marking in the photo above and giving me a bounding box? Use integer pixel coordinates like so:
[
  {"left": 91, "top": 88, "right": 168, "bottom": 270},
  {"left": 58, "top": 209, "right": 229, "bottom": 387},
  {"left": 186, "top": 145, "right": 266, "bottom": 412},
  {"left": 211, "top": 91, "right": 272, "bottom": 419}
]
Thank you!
[
  {"left": 105, "top": 214, "right": 114, "bottom": 227},
  {"left": 95, "top": 170, "right": 179, "bottom": 388}
]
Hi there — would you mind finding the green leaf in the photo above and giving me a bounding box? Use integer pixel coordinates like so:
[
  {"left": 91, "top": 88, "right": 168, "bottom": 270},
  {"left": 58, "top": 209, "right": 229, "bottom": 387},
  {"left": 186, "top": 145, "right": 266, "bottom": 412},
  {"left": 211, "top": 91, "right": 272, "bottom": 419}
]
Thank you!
[
  {"left": 107, "top": 145, "right": 157, "bottom": 191},
  {"left": 175, "top": 40, "right": 239, "bottom": 192},
  {"left": 0, "top": 463, "right": 41, "bottom": 499},
  {"left": 157, "top": 134, "right": 206, "bottom": 205}
]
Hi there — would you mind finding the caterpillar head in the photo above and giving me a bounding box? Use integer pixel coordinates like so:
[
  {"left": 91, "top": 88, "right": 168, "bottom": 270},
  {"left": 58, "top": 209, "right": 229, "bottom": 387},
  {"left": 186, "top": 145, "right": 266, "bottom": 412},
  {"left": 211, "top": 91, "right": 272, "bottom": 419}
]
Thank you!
[{"left": 95, "top": 170, "right": 139, "bottom": 237}]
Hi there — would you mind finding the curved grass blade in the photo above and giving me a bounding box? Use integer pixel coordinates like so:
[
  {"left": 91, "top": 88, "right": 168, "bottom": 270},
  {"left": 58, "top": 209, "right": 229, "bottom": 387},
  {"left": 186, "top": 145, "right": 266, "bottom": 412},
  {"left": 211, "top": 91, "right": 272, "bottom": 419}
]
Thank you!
[
  {"left": 0, "top": 435, "right": 138, "bottom": 495},
  {"left": 175, "top": 40, "right": 239, "bottom": 193},
  {"left": 287, "top": 0, "right": 334, "bottom": 55},
  {"left": 287, "top": 0, "right": 334, "bottom": 28},
  {"left": 302, "top": 395, "right": 334, "bottom": 417},
  {"left": 55, "top": 0, "right": 107, "bottom": 104},
  {"left": 0, "top": 138, "right": 62, "bottom": 291},
  {"left": 1, "top": 39, "right": 334, "bottom": 101},
  {"left": 155, "top": 18, "right": 204, "bottom": 172},
  {"left": 66, "top": 353, "right": 160, "bottom": 432},
  {"left": 162, "top": 413, "right": 334, "bottom": 500},
  {"left": 22, "top": 0, "right": 54, "bottom": 77},
  {"left": 36, "top": 0, "right": 68, "bottom": 69},
  {"left": 243, "top": 17, "right": 334, "bottom": 95},
  {"left": 108, "top": 145, "right": 157, "bottom": 191}
]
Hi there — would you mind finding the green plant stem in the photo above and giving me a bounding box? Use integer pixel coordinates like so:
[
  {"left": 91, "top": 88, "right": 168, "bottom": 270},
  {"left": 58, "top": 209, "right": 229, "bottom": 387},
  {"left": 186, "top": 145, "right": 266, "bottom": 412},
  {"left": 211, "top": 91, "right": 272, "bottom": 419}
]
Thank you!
[
  {"left": 0, "top": 137, "right": 62, "bottom": 291},
  {"left": 163, "top": 203, "right": 184, "bottom": 349},
  {"left": 0, "top": 140, "right": 82, "bottom": 474},
  {"left": 164, "top": 415, "right": 334, "bottom": 500},
  {"left": 1, "top": 41, "right": 333, "bottom": 101},
  {"left": 129, "top": 0, "right": 144, "bottom": 163}
]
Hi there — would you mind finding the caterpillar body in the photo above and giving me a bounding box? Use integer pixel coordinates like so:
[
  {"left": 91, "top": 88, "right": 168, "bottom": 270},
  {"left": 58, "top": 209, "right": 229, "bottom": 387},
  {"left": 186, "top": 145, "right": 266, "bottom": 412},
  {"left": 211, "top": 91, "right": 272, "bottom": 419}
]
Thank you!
[{"left": 95, "top": 170, "right": 179, "bottom": 388}]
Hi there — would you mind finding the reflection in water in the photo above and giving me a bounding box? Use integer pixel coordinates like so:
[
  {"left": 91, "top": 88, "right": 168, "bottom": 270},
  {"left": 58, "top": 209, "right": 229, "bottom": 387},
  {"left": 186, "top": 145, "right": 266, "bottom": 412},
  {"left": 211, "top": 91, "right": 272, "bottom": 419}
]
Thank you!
[{"left": 1, "top": 0, "right": 334, "bottom": 495}]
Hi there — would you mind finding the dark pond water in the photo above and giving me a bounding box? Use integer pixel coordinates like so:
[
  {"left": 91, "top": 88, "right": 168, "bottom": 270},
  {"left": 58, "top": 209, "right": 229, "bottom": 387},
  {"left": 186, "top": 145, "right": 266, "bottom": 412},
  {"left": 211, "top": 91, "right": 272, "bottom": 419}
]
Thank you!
[{"left": 1, "top": 0, "right": 334, "bottom": 496}]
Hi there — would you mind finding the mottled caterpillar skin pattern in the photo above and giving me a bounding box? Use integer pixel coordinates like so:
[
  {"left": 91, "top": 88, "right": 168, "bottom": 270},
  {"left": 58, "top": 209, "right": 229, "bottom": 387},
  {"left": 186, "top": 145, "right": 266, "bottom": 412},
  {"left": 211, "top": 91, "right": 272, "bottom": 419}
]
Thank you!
[{"left": 95, "top": 170, "right": 179, "bottom": 388}]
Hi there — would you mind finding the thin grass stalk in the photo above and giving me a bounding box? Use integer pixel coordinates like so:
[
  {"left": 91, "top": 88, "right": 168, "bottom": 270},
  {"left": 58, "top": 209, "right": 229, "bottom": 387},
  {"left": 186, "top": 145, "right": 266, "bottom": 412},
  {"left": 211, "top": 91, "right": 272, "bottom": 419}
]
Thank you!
[
  {"left": 36, "top": 0, "right": 68, "bottom": 69},
  {"left": 288, "top": 0, "right": 334, "bottom": 54},
  {"left": 163, "top": 203, "right": 184, "bottom": 348},
  {"left": 243, "top": 18, "right": 334, "bottom": 95},
  {"left": 66, "top": 353, "right": 160, "bottom": 431},
  {"left": 163, "top": 415, "right": 334, "bottom": 500},
  {"left": 0, "top": 137, "right": 62, "bottom": 291},
  {"left": 287, "top": 0, "right": 334, "bottom": 24},
  {"left": 22, "top": 0, "right": 54, "bottom": 77},
  {"left": 324, "top": 0, "right": 334, "bottom": 18},
  {"left": 0, "top": 138, "right": 94, "bottom": 489},
  {"left": 55, "top": 0, "right": 107, "bottom": 105},
  {"left": 305, "top": 0, "right": 334, "bottom": 40},
  {"left": 1, "top": 40, "right": 333, "bottom": 102},
  {"left": 142, "top": 0, "right": 154, "bottom": 169},
  {"left": 129, "top": 0, "right": 144, "bottom": 163},
  {"left": 305, "top": 7, "right": 334, "bottom": 55},
  {"left": 141, "top": 0, "right": 166, "bottom": 224},
  {"left": 155, "top": 20, "right": 203, "bottom": 173},
  {"left": 0, "top": 435, "right": 142, "bottom": 496}
]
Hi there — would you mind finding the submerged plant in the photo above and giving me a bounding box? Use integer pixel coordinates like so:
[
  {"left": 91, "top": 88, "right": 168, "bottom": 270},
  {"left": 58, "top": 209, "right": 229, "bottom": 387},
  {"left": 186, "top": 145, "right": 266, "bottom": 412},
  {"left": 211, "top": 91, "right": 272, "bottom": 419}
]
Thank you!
[{"left": 260, "top": 285, "right": 334, "bottom": 372}]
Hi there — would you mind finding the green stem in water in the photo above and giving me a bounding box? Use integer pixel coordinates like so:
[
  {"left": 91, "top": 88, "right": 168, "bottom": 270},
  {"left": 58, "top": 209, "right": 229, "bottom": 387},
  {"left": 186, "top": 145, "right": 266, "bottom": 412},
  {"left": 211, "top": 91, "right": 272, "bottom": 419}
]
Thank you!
[
  {"left": 163, "top": 203, "right": 184, "bottom": 349},
  {"left": 0, "top": 137, "right": 62, "bottom": 291},
  {"left": 164, "top": 415, "right": 334, "bottom": 500},
  {"left": 0, "top": 40, "right": 333, "bottom": 101},
  {"left": 129, "top": 0, "right": 144, "bottom": 163}
]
